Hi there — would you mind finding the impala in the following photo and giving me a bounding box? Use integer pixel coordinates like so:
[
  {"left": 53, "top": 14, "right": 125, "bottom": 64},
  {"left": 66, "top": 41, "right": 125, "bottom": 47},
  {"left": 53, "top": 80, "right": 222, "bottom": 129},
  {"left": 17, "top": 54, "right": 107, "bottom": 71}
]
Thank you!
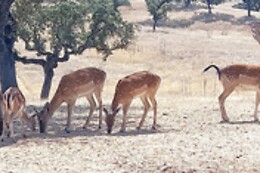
[
  {"left": 203, "top": 64, "right": 260, "bottom": 122},
  {"left": 36, "top": 67, "right": 106, "bottom": 133},
  {"left": 1, "top": 87, "right": 36, "bottom": 142},
  {"left": 103, "top": 71, "right": 161, "bottom": 134}
]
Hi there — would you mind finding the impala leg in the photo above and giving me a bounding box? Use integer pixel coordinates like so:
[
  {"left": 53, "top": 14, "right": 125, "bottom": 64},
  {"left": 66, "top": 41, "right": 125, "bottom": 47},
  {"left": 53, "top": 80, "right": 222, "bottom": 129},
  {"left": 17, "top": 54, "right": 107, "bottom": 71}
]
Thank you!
[
  {"left": 218, "top": 86, "right": 235, "bottom": 122},
  {"left": 1, "top": 121, "right": 6, "bottom": 142},
  {"left": 94, "top": 89, "right": 103, "bottom": 129},
  {"left": 65, "top": 101, "right": 75, "bottom": 133},
  {"left": 21, "top": 119, "right": 26, "bottom": 138},
  {"left": 20, "top": 112, "right": 27, "bottom": 138},
  {"left": 253, "top": 90, "right": 260, "bottom": 122},
  {"left": 9, "top": 119, "right": 15, "bottom": 141},
  {"left": 120, "top": 102, "right": 131, "bottom": 133},
  {"left": 83, "top": 95, "right": 96, "bottom": 129},
  {"left": 149, "top": 95, "right": 158, "bottom": 130},
  {"left": 137, "top": 96, "right": 150, "bottom": 130}
]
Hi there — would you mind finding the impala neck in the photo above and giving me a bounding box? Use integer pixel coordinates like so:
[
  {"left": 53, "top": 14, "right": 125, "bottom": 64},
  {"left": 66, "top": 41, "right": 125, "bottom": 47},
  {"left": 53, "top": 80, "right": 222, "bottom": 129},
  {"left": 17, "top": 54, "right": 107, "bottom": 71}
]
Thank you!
[
  {"left": 111, "top": 96, "right": 119, "bottom": 112},
  {"left": 48, "top": 94, "right": 63, "bottom": 118}
]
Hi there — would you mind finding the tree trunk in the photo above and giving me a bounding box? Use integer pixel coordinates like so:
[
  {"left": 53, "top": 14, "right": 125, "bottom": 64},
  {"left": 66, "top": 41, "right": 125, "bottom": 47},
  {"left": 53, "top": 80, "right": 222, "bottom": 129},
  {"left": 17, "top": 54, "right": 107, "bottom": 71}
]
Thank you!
[
  {"left": 153, "top": 18, "right": 158, "bottom": 32},
  {"left": 206, "top": 0, "right": 212, "bottom": 14},
  {"left": 184, "top": 0, "right": 191, "bottom": 8},
  {"left": 0, "top": 2, "right": 18, "bottom": 92},
  {"left": 40, "top": 54, "right": 57, "bottom": 99},
  {"left": 247, "top": 0, "right": 251, "bottom": 17},
  {"left": 40, "top": 67, "right": 54, "bottom": 99},
  {"left": 0, "top": 49, "right": 18, "bottom": 92}
]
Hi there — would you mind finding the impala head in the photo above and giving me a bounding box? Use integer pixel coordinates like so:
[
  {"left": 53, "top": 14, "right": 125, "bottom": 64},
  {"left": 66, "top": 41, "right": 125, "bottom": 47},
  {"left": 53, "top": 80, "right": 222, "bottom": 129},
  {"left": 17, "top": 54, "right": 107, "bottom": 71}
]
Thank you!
[
  {"left": 103, "top": 107, "right": 120, "bottom": 134},
  {"left": 35, "top": 102, "right": 50, "bottom": 133},
  {"left": 28, "top": 114, "right": 37, "bottom": 131}
]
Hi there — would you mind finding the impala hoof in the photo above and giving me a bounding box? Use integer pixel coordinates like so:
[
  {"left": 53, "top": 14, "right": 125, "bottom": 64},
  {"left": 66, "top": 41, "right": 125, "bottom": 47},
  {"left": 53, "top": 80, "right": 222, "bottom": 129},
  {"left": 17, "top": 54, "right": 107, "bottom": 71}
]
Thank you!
[
  {"left": 119, "top": 128, "right": 125, "bottom": 133},
  {"left": 152, "top": 125, "right": 157, "bottom": 130},
  {"left": 220, "top": 119, "right": 229, "bottom": 123},
  {"left": 64, "top": 128, "right": 71, "bottom": 133}
]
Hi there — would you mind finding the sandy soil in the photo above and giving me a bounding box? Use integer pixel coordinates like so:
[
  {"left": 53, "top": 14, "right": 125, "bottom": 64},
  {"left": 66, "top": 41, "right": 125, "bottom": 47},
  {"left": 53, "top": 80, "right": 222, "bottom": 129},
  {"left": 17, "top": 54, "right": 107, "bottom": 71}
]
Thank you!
[{"left": 1, "top": 0, "right": 260, "bottom": 172}]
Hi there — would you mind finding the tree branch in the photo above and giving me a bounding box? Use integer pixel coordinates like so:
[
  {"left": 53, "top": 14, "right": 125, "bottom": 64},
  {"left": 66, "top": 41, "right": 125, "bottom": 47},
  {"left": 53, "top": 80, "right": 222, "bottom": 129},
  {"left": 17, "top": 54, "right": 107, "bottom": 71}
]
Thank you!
[
  {"left": 14, "top": 52, "right": 45, "bottom": 66},
  {"left": 157, "top": 0, "right": 171, "bottom": 10},
  {"left": 56, "top": 49, "right": 70, "bottom": 62}
]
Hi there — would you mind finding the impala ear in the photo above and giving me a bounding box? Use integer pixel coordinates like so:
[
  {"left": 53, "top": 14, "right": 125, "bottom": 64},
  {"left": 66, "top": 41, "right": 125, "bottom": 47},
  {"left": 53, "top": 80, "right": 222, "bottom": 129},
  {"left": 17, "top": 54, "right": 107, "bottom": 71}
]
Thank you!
[
  {"left": 115, "top": 107, "right": 121, "bottom": 115},
  {"left": 31, "top": 114, "right": 37, "bottom": 118},
  {"left": 103, "top": 107, "right": 109, "bottom": 115},
  {"left": 43, "top": 102, "right": 50, "bottom": 111}
]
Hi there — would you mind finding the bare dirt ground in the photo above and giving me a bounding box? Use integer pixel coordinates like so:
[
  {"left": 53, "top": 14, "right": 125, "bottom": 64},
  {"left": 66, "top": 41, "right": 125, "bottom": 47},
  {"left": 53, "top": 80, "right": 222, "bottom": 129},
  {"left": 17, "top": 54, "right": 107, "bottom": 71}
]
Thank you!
[{"left": 1, "top": 0, "right": 260, "bottom": 172}]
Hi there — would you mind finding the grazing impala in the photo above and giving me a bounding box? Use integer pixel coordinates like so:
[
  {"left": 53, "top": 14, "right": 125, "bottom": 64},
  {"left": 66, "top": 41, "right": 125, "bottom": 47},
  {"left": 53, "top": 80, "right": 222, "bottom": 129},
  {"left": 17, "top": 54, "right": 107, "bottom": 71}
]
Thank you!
[
  {"left": 103, "top": 71, "right": 161, "bottom": 134},
  {"left": 36, "top": 67, "right": 106, "bottom": 133},
  {"left": 203, "top": 64, "right": 260, "bottom": 122},
  {"left": 1, "top": 87, "right": 36, "bottom": 142}
]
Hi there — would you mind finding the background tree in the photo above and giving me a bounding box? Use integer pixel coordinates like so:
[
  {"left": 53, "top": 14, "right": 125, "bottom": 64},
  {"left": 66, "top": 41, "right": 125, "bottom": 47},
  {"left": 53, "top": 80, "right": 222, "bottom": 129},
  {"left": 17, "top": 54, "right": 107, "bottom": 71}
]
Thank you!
[
  {"left": 202, "top": 0, "right": 223, "bottom": 14},
  {"left": 184, "top": 0, "right": 192, "bottom": 7},
  {"left": 242, "top": 0, "right": 260, "bottom": 16},
  {"left": 13, "top": 0, "right": 134, "bottom": 99},
  {"left": 145, "top": 0, "right": 173, "bottom": 31}
]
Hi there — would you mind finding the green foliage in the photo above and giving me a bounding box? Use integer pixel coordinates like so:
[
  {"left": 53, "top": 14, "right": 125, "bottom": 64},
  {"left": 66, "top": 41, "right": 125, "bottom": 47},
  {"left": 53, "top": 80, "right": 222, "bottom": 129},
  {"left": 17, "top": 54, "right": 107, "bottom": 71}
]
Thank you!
[
  {"left": 13, "top": 0, "right": 134, "bottom": 57},
  {"left": 145, "top": 0, "right": 173, "bottom": 31},
  {"left": 201, "top": 0, "right": 223, "bottom": 5},
  {"left": 236, "top": 0, "right": 260, "bottom": 11},
  {"left": 87, "top": 1, "right": 134, "bottom": 55},
  {"left": 41, "top": 1, "right": 88, "bottom": 54},
  {"left": 13, "top": 0, "right": 46, "bottom": 52},
  {"left": 145, "top": 0, "right": 173, "bottom": 20},
  {"left": 83, "top": 0, "right": 131, "bottom": 11}
]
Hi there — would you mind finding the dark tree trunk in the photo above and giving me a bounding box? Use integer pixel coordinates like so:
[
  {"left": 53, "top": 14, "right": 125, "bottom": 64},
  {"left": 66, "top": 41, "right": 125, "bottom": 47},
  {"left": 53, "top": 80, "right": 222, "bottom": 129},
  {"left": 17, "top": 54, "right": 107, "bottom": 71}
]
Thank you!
[
  {"left": 206, "top": 0, "right": 212, "bottom": 14},
  {"left": 40, "top": 66, "right": 54, "bottom": 99},
  {"left": 40, "top": 54, "right": 57, "bottom": 99},
  {"left": 184, "top": 0, "right": 191, "bottom": 8},
  {"left": 0, "top": 49, "right": 18, "bottom": 92},
  {"left": 247, "top": 0, "right": 251, "bottom": 17},
  {"left": 153, "top": 18, "right": 158, "bottom": 32},
  {"left": 0, "top": 1, "right": 17, "bottom": 92}
]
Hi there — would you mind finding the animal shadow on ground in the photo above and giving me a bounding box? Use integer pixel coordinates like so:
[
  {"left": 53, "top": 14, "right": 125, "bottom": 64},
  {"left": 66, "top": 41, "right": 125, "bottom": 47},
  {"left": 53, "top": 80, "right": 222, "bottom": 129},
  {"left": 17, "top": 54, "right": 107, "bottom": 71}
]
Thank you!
[
  {"left": 219, "top": 119, "right": 260, "bottom": 125},
  {"left": 0, "top": 104, "right": 168, "bottom": 147}
]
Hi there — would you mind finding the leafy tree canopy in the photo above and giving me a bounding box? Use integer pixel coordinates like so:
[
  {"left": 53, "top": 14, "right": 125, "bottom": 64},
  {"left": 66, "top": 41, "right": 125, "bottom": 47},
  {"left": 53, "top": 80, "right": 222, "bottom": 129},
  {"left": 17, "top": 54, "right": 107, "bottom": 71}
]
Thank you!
[
  {"left": 145, "top": 0, "right": 174, "bottom": 31},
  {"left": 13, "top": 0, "right": 134, "bottom": 58},
  {"left": 12, "top": 0, "right": 134, "bottom": 98}
]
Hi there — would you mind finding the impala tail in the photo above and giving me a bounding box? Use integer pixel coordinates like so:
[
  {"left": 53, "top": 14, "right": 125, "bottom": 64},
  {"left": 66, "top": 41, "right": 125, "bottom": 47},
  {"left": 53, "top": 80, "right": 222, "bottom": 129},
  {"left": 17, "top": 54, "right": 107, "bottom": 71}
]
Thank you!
[{"left": 203, "top": 64, "right": 221, "bottom": 80}]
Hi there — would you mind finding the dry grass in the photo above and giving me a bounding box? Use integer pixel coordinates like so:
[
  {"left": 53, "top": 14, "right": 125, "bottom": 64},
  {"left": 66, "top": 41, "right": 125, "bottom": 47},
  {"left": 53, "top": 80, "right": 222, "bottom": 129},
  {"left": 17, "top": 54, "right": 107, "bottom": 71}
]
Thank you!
[{"left": 1, "top": 0, "right": 260, "bottom": 172}]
